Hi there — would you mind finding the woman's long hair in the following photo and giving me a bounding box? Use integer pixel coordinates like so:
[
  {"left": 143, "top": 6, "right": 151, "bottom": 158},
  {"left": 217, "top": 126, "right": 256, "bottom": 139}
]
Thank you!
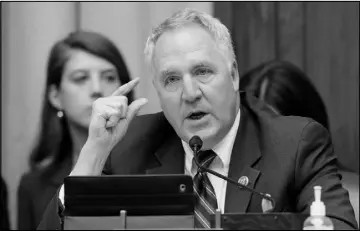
[
  {"left": 240, "top": 60, "right": 329, "bottom": 130},
  {"left": 29, "top": 31, "right": 134, "bottom": 179}
]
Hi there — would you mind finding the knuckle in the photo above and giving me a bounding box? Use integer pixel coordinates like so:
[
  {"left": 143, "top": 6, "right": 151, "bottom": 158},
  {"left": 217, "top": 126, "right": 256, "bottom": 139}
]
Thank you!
[
  {"left": 116, "top": 96, "right": 128, "bottom": 106},
  {"left": 112, "top": 108, "right": 121, "bottom": 116},
  {"left": 118, "top": 103, "right": 126, "bottom": 112},
  {"left": 122, "top": 96, "right": 128, "bottom": 105}
]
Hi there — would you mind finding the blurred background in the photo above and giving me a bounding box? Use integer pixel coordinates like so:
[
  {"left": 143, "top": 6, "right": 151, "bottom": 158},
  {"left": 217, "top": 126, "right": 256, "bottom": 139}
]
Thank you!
[{"left": 1, "top": 2, "right": 358, "bottom": 229}]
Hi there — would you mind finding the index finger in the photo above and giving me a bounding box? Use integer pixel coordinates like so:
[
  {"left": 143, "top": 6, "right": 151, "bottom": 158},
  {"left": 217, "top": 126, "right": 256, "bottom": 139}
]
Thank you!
[{"left": 111, "top": 77, "right": 140, "bottom": 96}]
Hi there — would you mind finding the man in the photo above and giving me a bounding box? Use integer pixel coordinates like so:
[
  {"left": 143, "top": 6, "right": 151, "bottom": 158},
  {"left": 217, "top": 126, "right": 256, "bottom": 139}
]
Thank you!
[{"left": 38, "top": 8, "right": 357, "bottom": 230}]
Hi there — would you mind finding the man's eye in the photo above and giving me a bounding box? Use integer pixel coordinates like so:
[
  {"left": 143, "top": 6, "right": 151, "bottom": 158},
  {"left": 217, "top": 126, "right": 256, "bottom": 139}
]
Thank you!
[
  {"left": 195, "top": 68, "right": 212, "bottom": 76},
  {"left": 165, "top": 76, "right": 180, "bottom": 85}
]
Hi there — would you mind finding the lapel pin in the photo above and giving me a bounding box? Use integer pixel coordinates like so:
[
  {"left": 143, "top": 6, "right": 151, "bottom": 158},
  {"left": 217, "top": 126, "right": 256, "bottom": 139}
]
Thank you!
[{"left": 238, "top": 176, "right": 249, "bottom": 186}]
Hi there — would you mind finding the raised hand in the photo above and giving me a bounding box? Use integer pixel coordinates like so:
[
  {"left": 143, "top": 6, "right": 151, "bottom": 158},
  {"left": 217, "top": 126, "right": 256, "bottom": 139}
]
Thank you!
[
  {"left": 88, "top": 77, "right": 148, "bottom": 152},
  {"left": 70, "top": 77, "right": 148, "bottom": 176}
]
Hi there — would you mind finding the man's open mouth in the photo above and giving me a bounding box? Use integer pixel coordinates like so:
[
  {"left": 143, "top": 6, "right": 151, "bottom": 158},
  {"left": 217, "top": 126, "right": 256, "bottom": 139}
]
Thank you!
[{"left": 187, "top": 112, "right": 208, "bottom": 120}]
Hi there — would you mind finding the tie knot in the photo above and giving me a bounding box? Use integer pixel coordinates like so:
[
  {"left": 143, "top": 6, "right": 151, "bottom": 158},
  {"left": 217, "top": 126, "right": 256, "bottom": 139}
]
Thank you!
[{"left": 197, "top": 150, "right": 217, "bottom": 168}]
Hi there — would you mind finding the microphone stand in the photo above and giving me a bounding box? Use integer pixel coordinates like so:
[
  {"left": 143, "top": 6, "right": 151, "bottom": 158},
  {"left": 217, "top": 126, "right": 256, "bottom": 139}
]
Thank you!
[{"left": 192, "top": 146, "right": 276, "bottom": 211}]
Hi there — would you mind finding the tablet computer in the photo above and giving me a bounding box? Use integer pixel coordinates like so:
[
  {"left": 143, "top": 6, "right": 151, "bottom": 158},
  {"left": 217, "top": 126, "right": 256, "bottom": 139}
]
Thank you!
[{"left": 63, "top": 174, "right": 194, "bottom": 216}]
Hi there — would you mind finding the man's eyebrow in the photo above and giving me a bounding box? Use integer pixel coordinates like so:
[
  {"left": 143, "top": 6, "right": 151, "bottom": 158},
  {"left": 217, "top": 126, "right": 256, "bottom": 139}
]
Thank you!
[
  {"left": 160, "top": 69, "right": 179, "bottom": 78},
  {"left": 192, "top": 63, "right": 208, "bottom": 69}
]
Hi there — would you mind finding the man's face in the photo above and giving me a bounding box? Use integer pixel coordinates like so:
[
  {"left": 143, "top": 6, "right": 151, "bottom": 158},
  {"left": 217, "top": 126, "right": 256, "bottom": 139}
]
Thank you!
[{"left": 152, "top": 24, "right": 240, "bottom": 149}]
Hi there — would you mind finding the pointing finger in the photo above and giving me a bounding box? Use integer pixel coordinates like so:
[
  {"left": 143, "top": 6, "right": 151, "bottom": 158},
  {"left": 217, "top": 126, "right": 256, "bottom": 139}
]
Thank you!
[{"left": 111, "top": 77, "right": 140, "bottom": 96}]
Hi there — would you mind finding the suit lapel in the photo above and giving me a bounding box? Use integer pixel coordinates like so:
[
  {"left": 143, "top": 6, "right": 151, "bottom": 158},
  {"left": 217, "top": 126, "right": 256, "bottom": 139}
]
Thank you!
[
  {"left": 145, "top": 130, "right": 185, "bottom": 175},
  {"left": 224, "top": 93, "right": 262, "bottom": 213}
]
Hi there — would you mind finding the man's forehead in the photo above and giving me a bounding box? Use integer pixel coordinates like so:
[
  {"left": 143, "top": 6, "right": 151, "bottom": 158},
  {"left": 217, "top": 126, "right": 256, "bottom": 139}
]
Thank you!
[
  {"left": 155, "top": 44, "right": 215, "bottom": 63},
  {"left": 154, "top": 45, "right": 224, "bottom": 74},
  {"left": 154, "top": 25, "right": 217, "bottom": 59}
]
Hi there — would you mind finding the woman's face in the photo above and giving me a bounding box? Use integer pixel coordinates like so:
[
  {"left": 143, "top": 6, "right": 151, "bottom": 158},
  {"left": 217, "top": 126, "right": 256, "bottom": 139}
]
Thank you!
[{"left": 49, "top": 49, "right": 121, "bottom": 129}]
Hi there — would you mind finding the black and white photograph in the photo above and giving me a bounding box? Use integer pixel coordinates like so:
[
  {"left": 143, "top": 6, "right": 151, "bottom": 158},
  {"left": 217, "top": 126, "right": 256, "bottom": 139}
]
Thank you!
[{"left": 1, "top": 2, "right": 359, "bottom": 230}]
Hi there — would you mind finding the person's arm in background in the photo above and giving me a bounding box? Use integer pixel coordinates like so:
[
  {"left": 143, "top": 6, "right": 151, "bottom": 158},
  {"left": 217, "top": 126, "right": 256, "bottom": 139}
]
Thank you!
[
  {"left": 37, "top": 144, "right": 114, "bottom": 230},
  {"left": 295, "top": 121, "right": 358, "bottom": 229},
  {"left": 17, "top": 175, "right": 37, "bottom": 230},
  {"left": 1, "top": 176, "right": 10, "bottom": 230}
]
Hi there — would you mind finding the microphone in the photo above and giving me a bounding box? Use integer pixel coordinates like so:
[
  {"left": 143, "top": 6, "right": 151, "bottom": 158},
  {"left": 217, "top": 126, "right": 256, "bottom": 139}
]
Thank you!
[{"left": 189, "top": 135, "right": 276, "bottom": 211}]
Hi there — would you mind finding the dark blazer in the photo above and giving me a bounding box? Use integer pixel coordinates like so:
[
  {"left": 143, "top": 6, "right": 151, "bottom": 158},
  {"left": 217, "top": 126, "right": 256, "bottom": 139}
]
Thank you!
[
  {"left": 38, "top": 92, "right": 358, "bottom": 230},
  {"left": 18, "top": 157, "right": 72, "bottom": 230}
]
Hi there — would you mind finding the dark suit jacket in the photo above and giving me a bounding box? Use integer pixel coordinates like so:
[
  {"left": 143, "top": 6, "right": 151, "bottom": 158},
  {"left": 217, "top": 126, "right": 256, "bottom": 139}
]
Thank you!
[
  {"left": 38, "top": 92, "right": 358, "bottom": 230},
  {"left": 18, "top": 157, "right": 72, "bottom": 230}
]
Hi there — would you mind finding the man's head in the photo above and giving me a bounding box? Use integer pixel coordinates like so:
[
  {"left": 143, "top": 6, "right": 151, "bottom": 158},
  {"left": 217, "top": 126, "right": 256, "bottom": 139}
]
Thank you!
[{"left": 144, "top": 8, "right": 240, "bottom": 149}]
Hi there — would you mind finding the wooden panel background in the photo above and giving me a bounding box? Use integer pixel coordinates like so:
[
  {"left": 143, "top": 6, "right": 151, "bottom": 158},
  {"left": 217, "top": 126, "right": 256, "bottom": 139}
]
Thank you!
[
  {"left": 232, "top": 2, "right": 276, "bottom": 76},
  {"left": 215, "top": 2, "right": 359, "bottom": 173}
]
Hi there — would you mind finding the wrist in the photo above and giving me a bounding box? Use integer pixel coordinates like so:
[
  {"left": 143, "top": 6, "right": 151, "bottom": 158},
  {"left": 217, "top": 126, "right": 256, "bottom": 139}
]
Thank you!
[
  {"left": 84, "top": 139, "right": 112, "bottom": 157},
  {"left": 70, "top": 141, "right": 110, "bottom": 176}
]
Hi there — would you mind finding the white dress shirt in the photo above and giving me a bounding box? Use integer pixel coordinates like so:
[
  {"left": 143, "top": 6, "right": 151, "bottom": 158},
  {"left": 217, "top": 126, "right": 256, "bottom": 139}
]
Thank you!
[
  {"left": 60, "top": 110, "right": 241, "bottom": 210},
  {"left": 182, "top": 109, "right": 241, "bottom": 213}
]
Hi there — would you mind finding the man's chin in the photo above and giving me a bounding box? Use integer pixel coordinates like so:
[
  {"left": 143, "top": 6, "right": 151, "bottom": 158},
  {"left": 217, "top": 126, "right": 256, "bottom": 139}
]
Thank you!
[{"left": 184, "top": 127, "right": 217, "bottom": 149}]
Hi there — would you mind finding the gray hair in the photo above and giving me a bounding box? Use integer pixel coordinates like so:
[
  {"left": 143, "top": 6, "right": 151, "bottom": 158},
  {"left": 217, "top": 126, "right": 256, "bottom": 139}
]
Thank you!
[{"left": 144, "top": 8, "right": 236, "bottom": 72}]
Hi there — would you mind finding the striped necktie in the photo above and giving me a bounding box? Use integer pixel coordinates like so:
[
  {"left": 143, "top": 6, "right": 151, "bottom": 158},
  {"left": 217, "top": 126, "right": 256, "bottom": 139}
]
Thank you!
[{"left": 193, "top": 150, "right": 218, "bottom": 229}]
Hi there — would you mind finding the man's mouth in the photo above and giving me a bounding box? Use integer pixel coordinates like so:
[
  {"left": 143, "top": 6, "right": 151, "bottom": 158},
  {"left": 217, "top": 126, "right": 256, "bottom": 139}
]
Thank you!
[{"left": 187, "top": 111, "right": 208, "bottom": 120}]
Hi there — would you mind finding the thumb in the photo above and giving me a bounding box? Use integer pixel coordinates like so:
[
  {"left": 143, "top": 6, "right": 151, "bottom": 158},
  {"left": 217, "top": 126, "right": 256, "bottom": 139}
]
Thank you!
[{"left": 126, "top": 98, "right": 148, "bottom": 122}]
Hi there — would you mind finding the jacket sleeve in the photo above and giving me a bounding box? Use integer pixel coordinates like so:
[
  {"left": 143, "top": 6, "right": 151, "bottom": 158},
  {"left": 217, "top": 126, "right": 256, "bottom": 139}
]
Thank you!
[{"left": 294, "top": 121, "right": 358, "bottom": 229}]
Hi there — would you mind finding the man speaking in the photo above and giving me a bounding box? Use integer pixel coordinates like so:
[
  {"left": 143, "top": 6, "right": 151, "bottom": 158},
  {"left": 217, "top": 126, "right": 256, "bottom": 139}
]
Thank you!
[{"left": 38, "top": 8, "right": 357, "bottom": 230}]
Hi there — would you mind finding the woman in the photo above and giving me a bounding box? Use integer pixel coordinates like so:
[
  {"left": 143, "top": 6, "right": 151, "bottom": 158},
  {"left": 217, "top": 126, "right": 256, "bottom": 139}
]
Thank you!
[
  {"left": 17, "top": 31, "right": 134, "bottom": 230},
  {"left": 240, "top": 59, "right": 359, "bottom": 226}
]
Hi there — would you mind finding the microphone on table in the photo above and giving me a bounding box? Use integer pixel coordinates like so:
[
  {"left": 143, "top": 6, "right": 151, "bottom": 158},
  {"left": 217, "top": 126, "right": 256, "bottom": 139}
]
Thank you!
[{"left": 189, "top": 135, "right": 276, "bottom": 212}]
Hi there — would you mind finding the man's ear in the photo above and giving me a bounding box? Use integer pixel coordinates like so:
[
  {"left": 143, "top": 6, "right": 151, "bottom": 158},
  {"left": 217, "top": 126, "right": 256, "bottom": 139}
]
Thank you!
[
  {"left": 231, "top": 61, "right": 240, "bottom": 92},
  {"left": 48, "top": 84, "right": 62, "bottom": 110}
]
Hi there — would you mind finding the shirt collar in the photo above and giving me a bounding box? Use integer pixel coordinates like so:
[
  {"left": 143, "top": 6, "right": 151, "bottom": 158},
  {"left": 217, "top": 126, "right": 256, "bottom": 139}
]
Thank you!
[{"left": 182, "top": 109, "right": 241, "bottom": 171}]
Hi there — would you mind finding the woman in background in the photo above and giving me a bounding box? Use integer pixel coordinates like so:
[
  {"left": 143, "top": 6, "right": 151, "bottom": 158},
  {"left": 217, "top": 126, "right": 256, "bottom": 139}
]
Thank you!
[
  {"left": 240, "top": 60, "right": 329, "bottom": 128},
  {"left": 17, "top": 31, "right": 134, "bottom": 230},
  {"left": 240, "top": 59, "right": 359, "bottom": 226}
]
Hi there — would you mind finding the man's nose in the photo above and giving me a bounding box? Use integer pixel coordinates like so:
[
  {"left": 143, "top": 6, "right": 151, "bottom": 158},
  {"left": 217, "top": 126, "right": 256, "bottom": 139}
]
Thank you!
[{"left": 181, "top": 75, "right": 201, "bottom": 103}]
